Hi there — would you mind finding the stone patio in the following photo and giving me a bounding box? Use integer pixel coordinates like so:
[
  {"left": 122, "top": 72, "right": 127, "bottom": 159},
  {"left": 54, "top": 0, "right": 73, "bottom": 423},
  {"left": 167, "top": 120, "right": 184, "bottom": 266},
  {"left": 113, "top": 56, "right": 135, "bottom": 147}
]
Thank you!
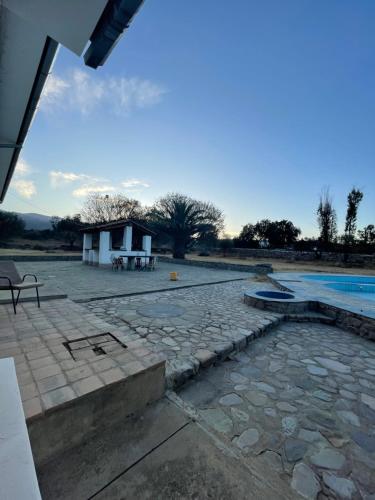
[
  {"left": 0, "top": 261, "right": 249, "bottom": 302},
  {"left": 177, "top": 321, "right": 375, "bottom": 498},
  {"left": 83, "top": 280, "right": 283, "bottom": 387},
  {"left": 1, "top": 260, "right": 375, "bottom": 497}
]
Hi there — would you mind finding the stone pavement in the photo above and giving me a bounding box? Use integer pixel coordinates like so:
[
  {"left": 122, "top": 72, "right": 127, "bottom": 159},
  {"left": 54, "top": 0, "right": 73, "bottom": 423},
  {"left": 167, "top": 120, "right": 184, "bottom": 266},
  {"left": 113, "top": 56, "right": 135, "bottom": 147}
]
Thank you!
[
  {"left": 177, "top": 321, "right": 375, "bottom": 499},
  {"left": 83, "top": 280, "right": 283, "bottom": 387},
  {"left": 0, "top": 261, "right": 250, "bottom": 302}
]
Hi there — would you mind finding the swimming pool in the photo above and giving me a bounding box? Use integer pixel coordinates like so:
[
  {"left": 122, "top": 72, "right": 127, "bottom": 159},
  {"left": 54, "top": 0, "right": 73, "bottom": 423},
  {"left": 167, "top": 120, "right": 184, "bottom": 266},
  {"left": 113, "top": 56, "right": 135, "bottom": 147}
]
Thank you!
[{"left": 302, "top": 274, "right": 375, "bottom": 301}]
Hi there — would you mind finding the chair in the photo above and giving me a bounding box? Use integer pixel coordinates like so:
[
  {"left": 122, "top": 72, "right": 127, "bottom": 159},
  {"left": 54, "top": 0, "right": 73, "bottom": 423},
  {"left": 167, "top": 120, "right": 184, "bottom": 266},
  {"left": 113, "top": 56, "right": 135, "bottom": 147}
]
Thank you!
[
  {"left": 111, "top": 255, "right": 124, "bottom": 271},
  {"left": 147, "top": 256, "right": 157, "bottom": 271},
  {"left": 0, "top": 261, "right": 43, "bottom": 314},
  {"left": 135, "top": 257, "right": 145, "bottom": 271}
]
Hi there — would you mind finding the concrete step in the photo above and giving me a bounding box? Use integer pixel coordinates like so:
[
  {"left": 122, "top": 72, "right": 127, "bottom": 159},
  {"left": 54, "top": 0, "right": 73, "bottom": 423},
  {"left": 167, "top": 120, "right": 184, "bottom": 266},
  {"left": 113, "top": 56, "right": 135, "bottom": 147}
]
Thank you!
[{"left": 284, "top": 312, "right": 335, "bottom": 325}]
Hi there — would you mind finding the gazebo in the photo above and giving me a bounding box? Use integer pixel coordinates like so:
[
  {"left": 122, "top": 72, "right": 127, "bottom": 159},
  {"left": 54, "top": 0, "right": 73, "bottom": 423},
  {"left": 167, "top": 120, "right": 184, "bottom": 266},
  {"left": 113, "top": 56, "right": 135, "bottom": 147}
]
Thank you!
[{"left": 81, "top": 220, "right": 155, "bottom": 268}]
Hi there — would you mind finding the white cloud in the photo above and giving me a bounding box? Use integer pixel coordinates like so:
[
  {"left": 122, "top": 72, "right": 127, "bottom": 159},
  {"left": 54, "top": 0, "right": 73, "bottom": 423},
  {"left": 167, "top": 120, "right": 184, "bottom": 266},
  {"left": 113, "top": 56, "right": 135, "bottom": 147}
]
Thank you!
[
  {"left": 72, "top": 184, "right": 115, "bottom": 198},
  {"left": 49, "top": 170, "right": 96, "bottom": 188},
  {"left": 40, "top": 68, "right": 166, "bottom": 115},
  {"left": 12, "top": 179, "right": 36, "bottom": 198},
  {"left": 122, "top": 179, "right": 150, "bottom": 189},
  {"left": 41, "top": 74, "right": 70, "bottom": 110},
  {"left": 14, "top": 159, "right": 32, "bottom": 177}
]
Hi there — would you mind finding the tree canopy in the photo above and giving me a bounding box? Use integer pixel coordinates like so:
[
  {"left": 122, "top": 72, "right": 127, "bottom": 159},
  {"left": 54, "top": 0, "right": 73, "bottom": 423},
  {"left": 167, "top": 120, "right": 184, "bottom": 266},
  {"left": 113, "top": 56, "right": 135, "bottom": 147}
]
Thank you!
[
  {"left": 0, "top": 210, "right": 25, "bottom": 240},
  {"left": 317, "top": 188, "right": 337, "bottom": 250},
  {"left": 344, "top": 187, "right": 363, "bottom": 245},
  {"left": 80, "top": 193, "right": 144, "bottom": 224},
  {"left": 52, "top": 214, "right": 83, "bottom": 249},
  {"left": 148, "top": 193, "right": 224, "bottom": 258},
  {"left": 235, "top": 219, "right": 300, "bottom": 248}
]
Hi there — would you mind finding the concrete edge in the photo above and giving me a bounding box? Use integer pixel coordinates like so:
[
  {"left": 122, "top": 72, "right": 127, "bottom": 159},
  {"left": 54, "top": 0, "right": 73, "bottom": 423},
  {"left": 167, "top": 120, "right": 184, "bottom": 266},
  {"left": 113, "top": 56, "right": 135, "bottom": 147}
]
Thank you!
[
  {"left": 0, "top": 294, "right": 68, "bottom": 305},
  {"left": 74, "top": 278, "right": 247, "bottom": 303}
]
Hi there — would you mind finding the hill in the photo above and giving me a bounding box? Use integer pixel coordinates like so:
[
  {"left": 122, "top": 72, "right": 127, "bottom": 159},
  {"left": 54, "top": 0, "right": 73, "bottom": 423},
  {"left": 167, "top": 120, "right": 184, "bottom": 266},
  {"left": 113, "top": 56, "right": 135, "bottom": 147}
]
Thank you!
[{"left": 16, "top": 212, "right": 54, "bottom": 230}]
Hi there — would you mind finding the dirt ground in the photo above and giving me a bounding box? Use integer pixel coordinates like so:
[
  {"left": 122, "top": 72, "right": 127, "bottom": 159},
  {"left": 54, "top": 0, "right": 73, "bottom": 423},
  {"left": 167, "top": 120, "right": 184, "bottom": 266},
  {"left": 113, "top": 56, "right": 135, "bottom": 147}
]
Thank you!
[
  {"left": 186, "top": 253, "right": 375, "bottom": 275},
  {"left": 0, "top": 248, "right": 79, "bottom": 256}
]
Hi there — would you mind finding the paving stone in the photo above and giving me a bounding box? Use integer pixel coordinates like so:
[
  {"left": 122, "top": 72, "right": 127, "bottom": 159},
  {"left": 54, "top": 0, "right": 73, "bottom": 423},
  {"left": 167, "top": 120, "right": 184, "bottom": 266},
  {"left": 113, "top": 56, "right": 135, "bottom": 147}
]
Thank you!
[
  {"left": 314, "top": 357, "right": 351, "bottom": 374},
  {"left": 298, "top": 429, "right": 322, "bottom": 443},
  {"left": 230, "top": 372, "right": 249, "bottom": 384},
  {"left": 282, "top": 416, "right": 298, "bottom": 436},
  {"left": 245, "top": 391, "right": 268, "bottom": 407},
  {"left": 276, "top": 402, "right": 297, "bottom": 413},
  {"left": 230, "top": 407, "right": 249, "bottom": 422},
  {"left": 307, "top": 365, "right": 328, "bottom": 377},
  {"left": 219, "top": 393, "right": 243, "bottom": 406},
  {"left": 269, "top": 360, "right": 283, "bottom": 373},
  {"left": 200, "top": 409, "right": 233, "bottom": 434},
  {"left": 313, "top": 390, "right": 332, "bottom": 402},
  {"left": 351, "top": 430, "right": 375, "bottom": 453},
  {"left": 250, "top": 381, "right": 276, "bottom": 394},
  {"left": 322, "top": 473, "right": 357, "bottom": 499},
  {"left": 310, "top": 448, "right": 346, "bottom": 470},
  {"left": 291, "top": 463, "right": 321, "bottom": 499},
  {"left": 337, "top": 410, "right": 360, "bottom": 427},
  {"left": 284, "top": 438, "right": 308, "bottom": 462},
  {"left": 234, "top": 428, "right": 260, "bottom": 450},
  {"left": 361, "top": 393, "right": 375, "bottom": 411},
  {"left": 264, "top": 407, "right": 277, "bottom": 418}
]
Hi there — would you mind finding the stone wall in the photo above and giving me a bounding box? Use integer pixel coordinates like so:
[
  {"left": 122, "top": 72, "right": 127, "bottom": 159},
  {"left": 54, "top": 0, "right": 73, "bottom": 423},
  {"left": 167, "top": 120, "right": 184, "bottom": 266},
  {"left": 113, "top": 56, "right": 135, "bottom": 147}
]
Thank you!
[
  {"left": 157, "top": 256, "right": 272, "bottom": 274},
  {"left": 317, "top": 303, "right": 375, "bottom": 341},
  {"left": 0, "top": 255, "right": 82, "bottom": 262},
  {"left": 223, "top": 248, "right": 375, "bottom": 268}
]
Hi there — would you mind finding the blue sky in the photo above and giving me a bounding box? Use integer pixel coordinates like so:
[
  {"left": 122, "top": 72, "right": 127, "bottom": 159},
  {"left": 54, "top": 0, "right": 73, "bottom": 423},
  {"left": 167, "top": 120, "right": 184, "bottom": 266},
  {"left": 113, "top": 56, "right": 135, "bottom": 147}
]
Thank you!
[{"left": 4, "top": 0, "right": 375, "bottom": 237}]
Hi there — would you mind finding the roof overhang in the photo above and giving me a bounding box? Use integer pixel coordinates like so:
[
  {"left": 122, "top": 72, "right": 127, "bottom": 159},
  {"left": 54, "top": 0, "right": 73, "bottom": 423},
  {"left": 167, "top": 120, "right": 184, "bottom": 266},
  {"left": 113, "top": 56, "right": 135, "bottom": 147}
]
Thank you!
[
  {"left": 0, "top": 0, "right": 145, "bottom": 203},
  {"left": 81, "top": 219, "right": 155, "bottom": 236}
]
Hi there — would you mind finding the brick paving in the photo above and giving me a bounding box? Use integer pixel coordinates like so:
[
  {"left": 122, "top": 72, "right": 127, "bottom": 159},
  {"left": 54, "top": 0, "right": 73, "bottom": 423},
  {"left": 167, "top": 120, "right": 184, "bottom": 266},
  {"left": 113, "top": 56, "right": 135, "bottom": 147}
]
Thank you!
[{"left": 0, "top": 299, "right": 162, "bottom": 420}]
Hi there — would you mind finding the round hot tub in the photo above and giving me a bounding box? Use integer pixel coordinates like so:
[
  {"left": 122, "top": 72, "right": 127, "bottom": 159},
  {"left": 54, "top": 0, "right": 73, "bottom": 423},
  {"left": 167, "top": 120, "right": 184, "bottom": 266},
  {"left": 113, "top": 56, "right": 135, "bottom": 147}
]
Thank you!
[
  {"left": 255, "top": 290, "right": 295, "bottom": 300},
  {"left": 244, "top": 289, "right": 309, "bottom": 313}
]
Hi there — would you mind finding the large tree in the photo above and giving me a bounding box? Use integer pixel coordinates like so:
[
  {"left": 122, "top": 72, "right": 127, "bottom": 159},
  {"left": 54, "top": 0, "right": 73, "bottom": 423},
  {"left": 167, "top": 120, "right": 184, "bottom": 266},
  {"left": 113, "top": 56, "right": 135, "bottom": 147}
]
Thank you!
[
  {"left": 235, "top": 223, "right": 257, "bottom": 247},
  {"left": 253, "top": 219, "right": 301, "bottom": 247},
  {"left": 358, "top": 224, "right": 375, "bottom": 246},
  {"left": 80, "top": 193, "right": 144, "bottom": 224},
  {"left": 52, "top": 214, "right": 83, "bottom": 249},
  {"left": 344, "top": 187, "right": 363, "bottom": 245},
  {"left": 0, "top": 210, "right": 25, "bottom": 240},
  {"left": 148, "top": 193, "right": 224, "bottom": 259},
  {"left": 317, "top": 188, "right": 337, "bottom": 250}
]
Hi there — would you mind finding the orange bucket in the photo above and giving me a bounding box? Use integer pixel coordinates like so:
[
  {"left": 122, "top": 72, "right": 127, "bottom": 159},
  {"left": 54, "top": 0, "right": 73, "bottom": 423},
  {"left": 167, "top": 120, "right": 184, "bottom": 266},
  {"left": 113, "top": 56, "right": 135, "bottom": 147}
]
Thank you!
[{"left": 170, "top": 271, "right": 178, "bottom": 281}]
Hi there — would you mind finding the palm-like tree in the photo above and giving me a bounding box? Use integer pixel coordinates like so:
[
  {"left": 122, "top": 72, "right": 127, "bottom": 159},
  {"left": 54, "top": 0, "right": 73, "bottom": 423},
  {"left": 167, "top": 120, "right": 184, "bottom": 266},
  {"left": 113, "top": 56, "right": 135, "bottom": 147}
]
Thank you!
[{"left": 149, "top": 193, "right": 224, "bottom": 259}]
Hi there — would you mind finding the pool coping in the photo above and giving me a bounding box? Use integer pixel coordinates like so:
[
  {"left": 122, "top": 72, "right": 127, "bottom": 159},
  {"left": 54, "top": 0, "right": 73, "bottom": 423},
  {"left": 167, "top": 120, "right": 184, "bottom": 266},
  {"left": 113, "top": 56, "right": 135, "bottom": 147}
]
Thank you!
[{"left": 265, "top": 272, "right": 375, "bottom": 340}]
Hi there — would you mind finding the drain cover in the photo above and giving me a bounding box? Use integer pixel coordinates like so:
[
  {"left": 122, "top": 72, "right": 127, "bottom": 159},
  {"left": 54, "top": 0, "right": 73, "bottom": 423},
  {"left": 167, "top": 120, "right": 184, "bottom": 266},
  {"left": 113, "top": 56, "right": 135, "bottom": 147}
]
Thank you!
[
  {"left": 137, "top": 303, "right": 185, "bottom": 318},
  {"left": 63, "top": 333, "right": 127, "bottom": 361}
]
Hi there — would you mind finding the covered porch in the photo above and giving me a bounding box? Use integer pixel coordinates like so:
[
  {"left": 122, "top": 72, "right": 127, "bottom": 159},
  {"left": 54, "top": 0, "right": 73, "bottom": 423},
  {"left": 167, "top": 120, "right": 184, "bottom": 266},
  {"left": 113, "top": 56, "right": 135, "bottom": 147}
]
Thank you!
[{"left": 81, "top": 220, "right": 155, "bottom": 268}]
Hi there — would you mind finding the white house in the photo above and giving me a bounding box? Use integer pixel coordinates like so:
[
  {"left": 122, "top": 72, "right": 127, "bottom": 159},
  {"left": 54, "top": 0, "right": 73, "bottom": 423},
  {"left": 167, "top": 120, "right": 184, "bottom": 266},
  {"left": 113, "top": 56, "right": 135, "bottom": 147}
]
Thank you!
[{"left": 81, "top": 220, "right": 155, "bottom": 267}]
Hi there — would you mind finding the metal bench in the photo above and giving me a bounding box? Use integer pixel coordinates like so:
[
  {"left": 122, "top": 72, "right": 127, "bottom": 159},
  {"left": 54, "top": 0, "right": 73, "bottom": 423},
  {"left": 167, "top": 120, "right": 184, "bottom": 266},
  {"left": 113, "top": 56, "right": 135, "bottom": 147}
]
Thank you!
[{"left": 0, "top": 261, "right": 43, "bottom": 314}]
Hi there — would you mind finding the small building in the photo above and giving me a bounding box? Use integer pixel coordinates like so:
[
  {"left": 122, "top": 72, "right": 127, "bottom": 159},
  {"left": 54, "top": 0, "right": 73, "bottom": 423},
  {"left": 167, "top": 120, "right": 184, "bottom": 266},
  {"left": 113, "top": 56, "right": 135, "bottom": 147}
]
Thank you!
[{"left": 81, "top": 220, "right": 155, "bottom": 267}]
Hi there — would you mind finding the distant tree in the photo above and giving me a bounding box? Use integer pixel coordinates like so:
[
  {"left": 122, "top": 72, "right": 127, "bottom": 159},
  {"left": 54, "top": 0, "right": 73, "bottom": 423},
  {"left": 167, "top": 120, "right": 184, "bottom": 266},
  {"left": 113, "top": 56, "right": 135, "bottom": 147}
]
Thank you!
[
  {"left": 0, "top": 210, "right": 25, "bottom": 240},
  {"left": 254, "top": 219, "right": 301, "bottom": 248},
  {"left": 235, "top": 223, "right": 257, "bottom": 248},
  {"left": 80, "top": 193, "right": 144, "bottom": 224},
  {"left": 344, "top": 187, "right": 363, "bottom": 246},
  {"left": 148, "top": 193, "right": 224, "bottom": 259},
  {"left": 358, "top": 224, "right": 375, "bottom": 246},
  {"left": 219, "top": 235, "right": 234, "bottom": 257},
  {"left": 317, "top": 188, "right": 337, "bottom": 250},
  {"left": 52, "top": 214, "right": 83, "bottom": 249}
]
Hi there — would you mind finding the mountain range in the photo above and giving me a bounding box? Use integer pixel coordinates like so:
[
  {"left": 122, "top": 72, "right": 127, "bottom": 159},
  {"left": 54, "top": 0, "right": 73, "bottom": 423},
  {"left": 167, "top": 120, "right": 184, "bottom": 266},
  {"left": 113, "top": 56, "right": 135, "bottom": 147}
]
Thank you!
[{"left": 16, "top": 212, "right": 54, "bottom": 230}]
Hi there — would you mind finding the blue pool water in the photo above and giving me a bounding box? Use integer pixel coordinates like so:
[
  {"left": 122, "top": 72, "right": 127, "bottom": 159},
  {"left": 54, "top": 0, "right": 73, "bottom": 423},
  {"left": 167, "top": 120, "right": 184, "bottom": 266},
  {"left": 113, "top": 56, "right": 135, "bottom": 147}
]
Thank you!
[{"left": 302, "top": 274, "right": 375, "bottom": 301}]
